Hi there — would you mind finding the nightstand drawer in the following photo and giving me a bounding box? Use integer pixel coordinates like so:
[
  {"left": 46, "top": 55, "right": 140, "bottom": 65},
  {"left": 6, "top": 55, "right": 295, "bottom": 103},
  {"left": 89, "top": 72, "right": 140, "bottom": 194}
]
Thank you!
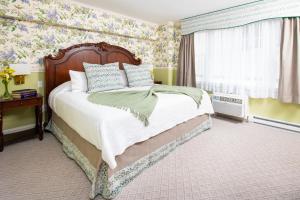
[{"left": 2, "top": 98, "right": 42, "bottom": 110}]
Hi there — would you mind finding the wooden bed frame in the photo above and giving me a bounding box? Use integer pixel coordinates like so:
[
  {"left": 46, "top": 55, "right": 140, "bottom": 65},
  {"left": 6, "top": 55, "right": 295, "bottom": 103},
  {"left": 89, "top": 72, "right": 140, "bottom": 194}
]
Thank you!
[
  {"left": 43, "top": 42, "right": 212, "bottom": 199},
  {"left": 43, "top": 42, "right": 141, "bottom": 123}
]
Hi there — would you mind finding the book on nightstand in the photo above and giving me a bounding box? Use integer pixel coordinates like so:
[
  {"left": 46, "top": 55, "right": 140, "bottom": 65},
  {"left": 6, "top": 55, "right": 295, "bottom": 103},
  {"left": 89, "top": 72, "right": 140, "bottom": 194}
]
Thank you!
[{"left": 12, "top": 89, "right": 37, "bottom": 99}]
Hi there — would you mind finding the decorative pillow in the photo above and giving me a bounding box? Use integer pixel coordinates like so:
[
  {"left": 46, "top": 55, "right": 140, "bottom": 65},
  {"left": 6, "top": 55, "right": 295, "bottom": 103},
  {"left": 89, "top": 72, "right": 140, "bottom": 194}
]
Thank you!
[
  {"left": 120, "top": 70, "right": 129, "bottom": 87},
  {"left": 69, "top": 70, "right": 88, "bottom": 92},
  {"left": 83, "top": 62, "right": 125, "bottom": 92},
  {"left": 123, "top": 63, "right": 154, "bottom": 87}
]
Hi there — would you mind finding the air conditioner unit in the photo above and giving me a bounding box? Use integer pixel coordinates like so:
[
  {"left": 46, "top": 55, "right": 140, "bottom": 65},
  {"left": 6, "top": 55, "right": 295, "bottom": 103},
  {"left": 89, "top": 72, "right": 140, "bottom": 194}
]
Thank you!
[{"left": 211, "top": 93, "right": 248, "bottom": 120}]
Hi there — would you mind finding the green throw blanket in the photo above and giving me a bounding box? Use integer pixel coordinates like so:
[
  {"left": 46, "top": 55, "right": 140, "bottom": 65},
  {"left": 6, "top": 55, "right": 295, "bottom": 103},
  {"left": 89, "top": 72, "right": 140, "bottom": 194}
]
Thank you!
[{"left": 88, "top": 85, "right": 203, "bottom": 126}]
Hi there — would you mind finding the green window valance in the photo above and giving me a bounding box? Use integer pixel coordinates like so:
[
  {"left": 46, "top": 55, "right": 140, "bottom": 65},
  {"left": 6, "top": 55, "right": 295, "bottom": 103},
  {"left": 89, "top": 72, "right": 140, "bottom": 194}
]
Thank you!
[{"left": 181, "top": 0, "right": 300, "bottom": 35}]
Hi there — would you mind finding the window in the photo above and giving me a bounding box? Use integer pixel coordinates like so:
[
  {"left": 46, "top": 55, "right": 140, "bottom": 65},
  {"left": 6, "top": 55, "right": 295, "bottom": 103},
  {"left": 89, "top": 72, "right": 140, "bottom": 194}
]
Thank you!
[{"left": 194, "top": 19, "right": 282, "bottom": 98}]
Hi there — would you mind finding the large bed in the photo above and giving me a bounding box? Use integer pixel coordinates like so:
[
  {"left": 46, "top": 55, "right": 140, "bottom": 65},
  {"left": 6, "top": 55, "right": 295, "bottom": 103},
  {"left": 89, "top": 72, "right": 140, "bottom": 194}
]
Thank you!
[{"left": 44, "top": 42, "right": 214, "bottom": 199}]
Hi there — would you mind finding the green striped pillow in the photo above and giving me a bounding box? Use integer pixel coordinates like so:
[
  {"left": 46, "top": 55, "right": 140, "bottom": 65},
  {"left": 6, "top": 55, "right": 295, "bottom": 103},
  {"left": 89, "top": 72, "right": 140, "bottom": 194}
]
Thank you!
[
  {"left": 83, "top": 62, "right": 125, "bottom": 92},
  {"left": 123, "top": 63, "right": 154, "bottom": 87}
]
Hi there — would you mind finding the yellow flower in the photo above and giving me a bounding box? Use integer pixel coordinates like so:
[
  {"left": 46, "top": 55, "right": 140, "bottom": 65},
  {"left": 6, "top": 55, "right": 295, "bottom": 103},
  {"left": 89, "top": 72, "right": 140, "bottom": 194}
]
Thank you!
[
  {"left": 0, "top": 66, "right": 15, "bottom": 82},
  {"left": 8, "top": 68, "right": 15, "bottom": 74}
]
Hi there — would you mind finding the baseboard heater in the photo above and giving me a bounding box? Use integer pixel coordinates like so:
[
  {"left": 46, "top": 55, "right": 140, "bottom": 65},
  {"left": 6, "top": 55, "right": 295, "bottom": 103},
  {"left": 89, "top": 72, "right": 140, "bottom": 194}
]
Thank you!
[{"left": 251, "top": 116, "right": 300, "bottom": 133}]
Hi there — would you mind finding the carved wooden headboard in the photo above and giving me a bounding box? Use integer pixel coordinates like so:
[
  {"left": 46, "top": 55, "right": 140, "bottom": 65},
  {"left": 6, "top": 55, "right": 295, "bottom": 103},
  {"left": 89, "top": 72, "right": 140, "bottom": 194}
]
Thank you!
[{"left": 43, "top": 42, "right": 141, "bottom": 123}]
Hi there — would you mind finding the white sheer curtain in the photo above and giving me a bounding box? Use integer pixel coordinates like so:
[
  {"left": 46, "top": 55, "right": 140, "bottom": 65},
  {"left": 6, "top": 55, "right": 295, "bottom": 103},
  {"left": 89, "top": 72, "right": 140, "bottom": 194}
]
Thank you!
[{"left": 194, "top": 19, "right": 282, "bottom": 98}]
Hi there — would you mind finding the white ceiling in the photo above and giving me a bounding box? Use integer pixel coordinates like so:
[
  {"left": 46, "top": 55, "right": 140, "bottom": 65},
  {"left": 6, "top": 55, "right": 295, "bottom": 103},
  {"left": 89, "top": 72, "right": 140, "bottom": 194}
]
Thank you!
[{"left": 72, "top": 0, "right": 256, "bottom": 24}]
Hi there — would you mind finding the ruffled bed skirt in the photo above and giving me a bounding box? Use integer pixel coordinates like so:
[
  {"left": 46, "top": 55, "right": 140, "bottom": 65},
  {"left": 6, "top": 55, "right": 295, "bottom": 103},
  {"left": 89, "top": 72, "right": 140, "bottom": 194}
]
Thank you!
[{"left": 47, "top": 117, "right": 212, "bottom": 199}]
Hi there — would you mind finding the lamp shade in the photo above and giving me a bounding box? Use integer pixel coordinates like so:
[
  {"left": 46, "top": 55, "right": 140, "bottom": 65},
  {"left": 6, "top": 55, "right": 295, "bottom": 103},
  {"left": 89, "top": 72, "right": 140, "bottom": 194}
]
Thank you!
[{"left": 10, "top": 64, "right": 31, "bottom": 75}]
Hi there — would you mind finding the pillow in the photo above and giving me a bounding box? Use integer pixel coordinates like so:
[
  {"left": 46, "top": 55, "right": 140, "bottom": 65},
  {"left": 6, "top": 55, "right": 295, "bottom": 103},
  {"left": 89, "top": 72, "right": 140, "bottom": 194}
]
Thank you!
[
  {"left": 123, "top": 63, "right": 154, "bottom": 87},
  {"left": 120, "top": 70, "right": 129, "bottom": 87},
  {"left": 83, "top": 62, "right": 125, "bottom": 92},
  {"left": 69, "top": 70, "right": 88, "bottom": 92}
]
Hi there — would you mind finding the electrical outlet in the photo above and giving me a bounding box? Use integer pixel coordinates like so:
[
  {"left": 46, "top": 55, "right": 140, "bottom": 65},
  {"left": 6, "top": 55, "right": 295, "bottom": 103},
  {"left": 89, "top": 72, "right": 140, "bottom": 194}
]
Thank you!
[{"left": 38, "top": 80, "right": 43, "bottom": 88}]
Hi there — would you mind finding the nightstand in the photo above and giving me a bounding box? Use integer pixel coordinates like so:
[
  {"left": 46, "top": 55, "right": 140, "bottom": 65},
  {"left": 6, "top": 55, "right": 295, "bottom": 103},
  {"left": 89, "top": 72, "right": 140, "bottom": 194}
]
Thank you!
[{"left": 0, "top": 95, "right": 43, "bottom": 152}]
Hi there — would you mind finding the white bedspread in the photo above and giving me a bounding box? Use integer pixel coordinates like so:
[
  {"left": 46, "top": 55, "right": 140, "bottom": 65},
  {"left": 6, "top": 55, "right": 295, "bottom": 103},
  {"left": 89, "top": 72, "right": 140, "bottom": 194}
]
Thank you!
[{"left": 49, "top": 84, "right": 214, "bottom": 169}]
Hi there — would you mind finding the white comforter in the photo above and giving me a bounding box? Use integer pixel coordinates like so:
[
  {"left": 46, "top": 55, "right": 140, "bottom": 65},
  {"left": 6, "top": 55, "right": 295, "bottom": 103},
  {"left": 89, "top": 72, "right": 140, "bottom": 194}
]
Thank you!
[{"left": 49, "top": 83, "right": 214, "bottom": 169}]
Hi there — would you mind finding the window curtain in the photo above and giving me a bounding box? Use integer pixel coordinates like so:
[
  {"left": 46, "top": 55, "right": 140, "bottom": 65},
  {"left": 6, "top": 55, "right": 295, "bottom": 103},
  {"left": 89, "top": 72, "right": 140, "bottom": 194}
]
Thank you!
[
  {"left": 278, "top": 18, "right": 300, "bottom": 104},
  {"left": 177, "top": 33, "right": 196, "bottom": 87},
  {"left": 194, "top": 19, "right": 282, "bottom": 98}
]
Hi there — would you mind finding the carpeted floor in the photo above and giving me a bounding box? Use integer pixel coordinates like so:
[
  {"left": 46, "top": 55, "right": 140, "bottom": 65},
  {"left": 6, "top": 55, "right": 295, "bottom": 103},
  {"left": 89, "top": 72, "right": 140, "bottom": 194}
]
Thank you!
[{"left": 1, "top": 118, "right": 300, "bottom": 200}]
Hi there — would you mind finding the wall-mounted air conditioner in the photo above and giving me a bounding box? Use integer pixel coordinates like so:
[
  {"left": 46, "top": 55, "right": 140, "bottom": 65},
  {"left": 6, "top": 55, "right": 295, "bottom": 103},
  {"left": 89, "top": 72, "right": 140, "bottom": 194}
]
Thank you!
[{"left": 211, "top": 93, "right": 248, "bottom": 120}]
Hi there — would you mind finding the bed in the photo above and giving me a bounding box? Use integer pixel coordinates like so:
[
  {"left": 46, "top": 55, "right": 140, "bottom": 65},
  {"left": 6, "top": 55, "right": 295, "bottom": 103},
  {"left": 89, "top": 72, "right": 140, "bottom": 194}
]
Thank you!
[{"left": 44, "top": 42, "right": 214, "bottom": 199}]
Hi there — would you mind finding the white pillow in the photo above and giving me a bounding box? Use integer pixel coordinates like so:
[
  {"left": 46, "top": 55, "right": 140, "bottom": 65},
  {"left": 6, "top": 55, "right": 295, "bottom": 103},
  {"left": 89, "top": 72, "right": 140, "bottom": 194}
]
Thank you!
[
  {"left": 120, "top": 70, "right": 129, "bottom": 87},
  {"left": 69, "top": 70, "right": 88, "bottom": 92}
]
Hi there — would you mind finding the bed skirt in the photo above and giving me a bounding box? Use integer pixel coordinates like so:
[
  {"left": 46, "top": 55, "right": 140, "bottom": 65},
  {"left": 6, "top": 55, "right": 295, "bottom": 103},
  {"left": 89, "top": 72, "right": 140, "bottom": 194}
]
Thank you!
[{"left": 47, "top": 116, "right": 212, "bottom": 199}]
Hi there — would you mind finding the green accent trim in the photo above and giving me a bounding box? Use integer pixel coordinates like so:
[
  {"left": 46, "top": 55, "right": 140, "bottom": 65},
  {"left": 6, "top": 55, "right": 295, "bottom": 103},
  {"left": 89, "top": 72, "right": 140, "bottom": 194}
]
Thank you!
[
  {"left": 153, "top": 67, "right": 177, "bottom": 85},
  {"left": 160, "top": 69, "right": 300, "bottom": 125},
  {"left": 181, "top": 0, "right": 300, "bottom": 34},
  {"left": 182, "top": 0, "right": 262, "bottom": 21},
  {"left": 249, "top": 98, "right": 300, "bottom": 124}
]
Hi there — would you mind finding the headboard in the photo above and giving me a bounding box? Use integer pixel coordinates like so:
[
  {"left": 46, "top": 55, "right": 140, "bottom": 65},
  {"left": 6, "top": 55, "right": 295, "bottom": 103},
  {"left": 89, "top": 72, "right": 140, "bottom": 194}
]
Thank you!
[{"left": 43, "top": 42, "right": 141, "bottom": 123}]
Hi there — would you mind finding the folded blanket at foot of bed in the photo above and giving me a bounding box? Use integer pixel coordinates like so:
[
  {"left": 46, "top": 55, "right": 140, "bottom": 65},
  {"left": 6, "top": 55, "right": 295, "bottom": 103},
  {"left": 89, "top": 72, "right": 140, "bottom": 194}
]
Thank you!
[{"left": 88, "top": 85, "right": 203, "bottom": 126}]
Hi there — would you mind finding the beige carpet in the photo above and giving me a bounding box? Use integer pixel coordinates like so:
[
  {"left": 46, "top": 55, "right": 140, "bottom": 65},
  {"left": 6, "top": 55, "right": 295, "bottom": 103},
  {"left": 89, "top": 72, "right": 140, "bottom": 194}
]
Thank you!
[{"left": 1, "top": 118, "right": 300, "bottom": 200}]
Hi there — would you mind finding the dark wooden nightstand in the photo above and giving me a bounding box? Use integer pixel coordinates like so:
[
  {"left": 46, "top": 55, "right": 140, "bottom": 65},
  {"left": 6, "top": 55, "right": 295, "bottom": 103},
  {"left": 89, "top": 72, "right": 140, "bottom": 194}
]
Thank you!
[{"left": 0, "top": 95, "right": 43, "bottom": 152}]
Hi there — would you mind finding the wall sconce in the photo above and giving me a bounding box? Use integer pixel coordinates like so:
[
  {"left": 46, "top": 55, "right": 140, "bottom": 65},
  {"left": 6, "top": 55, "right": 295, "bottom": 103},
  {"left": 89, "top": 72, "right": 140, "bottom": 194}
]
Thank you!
[{"left": 10, "top": 64, "right": 31, "bottom": 85}]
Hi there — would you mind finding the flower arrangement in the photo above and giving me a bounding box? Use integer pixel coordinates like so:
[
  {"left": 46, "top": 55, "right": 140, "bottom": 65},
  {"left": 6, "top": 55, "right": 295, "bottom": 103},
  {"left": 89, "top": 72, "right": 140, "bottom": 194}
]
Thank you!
[{"left": 0, "top": 66, "right": 15, "bottom": 99}]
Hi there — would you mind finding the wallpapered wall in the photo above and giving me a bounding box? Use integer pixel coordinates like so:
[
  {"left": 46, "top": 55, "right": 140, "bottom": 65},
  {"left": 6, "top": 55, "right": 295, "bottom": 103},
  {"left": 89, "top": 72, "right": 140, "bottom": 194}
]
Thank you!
[
  {"left": 0, "top": 0, "right": 181, "bottom": 130},
  {"left": 0, "top": 0, "right": 181, "bottom": 67},
  {"left": 154, "top": 22, "right": 181, "bottom": 68}
]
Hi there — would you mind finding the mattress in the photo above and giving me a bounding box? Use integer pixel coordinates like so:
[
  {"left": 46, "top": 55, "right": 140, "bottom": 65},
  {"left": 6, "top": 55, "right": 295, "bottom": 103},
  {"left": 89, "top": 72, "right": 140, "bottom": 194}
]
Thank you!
[{"left": 49, "top": 84, "right": 214, "bottom": 168}]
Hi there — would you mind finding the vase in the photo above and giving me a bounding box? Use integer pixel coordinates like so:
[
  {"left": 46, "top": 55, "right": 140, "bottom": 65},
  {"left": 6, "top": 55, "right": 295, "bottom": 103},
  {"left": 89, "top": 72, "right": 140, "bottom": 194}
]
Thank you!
[{"left": 2, "top": 81, "right": 11, "bottom": 99}]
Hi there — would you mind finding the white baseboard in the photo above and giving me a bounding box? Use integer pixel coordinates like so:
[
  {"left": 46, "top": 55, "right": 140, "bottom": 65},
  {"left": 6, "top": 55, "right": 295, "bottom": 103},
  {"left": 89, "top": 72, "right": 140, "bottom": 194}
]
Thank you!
[
  {"left": 249, "top": 115, "right": 300, "bottom": 132},
  {"left": 3, "top": 124, "right": 36, "bottom": 135}
]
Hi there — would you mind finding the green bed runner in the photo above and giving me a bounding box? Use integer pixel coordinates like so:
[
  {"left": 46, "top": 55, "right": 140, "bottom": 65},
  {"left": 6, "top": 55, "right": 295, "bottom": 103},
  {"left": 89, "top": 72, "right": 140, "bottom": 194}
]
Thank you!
[{"left": 88, "top": 85, "right": 203, "bottom": 126}]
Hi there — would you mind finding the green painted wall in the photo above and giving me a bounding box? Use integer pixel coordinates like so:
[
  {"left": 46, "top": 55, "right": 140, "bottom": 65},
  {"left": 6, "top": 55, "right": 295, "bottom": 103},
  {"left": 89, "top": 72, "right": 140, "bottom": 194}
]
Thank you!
[
  {"left": 3, "top": 68, "right": 300, "bottom": 131},
  {"left": 153, "top": 67, "right": 177, "bottom": 85},
  {"left": 2, "top": 72, "right": 44, "bottom": 130},
  {"left": 153, "top": 68, "right": 300, "bottom": 125},
  {"left": 249, "top": 98, "right": 300, "bottom": 124}
]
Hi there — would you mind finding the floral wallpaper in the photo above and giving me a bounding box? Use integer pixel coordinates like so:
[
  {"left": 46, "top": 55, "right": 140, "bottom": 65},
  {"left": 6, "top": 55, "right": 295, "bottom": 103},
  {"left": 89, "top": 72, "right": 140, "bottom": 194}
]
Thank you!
[
  {"left": 0, "top": 18, "right": 154, "bottom": 65},
  {"left": 0, "top": 0, "right": 157, "bottom": 40},
  {"left": 0, "top": 0, "right": 181, "bottom": 69},
  {"left": 154, "top": 22, "right": 181, "bottom": 68}
]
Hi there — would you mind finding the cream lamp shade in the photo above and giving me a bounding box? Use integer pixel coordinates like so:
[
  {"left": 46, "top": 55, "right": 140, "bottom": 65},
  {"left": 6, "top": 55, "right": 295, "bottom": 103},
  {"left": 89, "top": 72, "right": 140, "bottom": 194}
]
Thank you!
[
  {"left": 10, "top": 64, "right": 31, "bottom": 75},
  {"left": 9, "top": 64, "right": 31, "bottom": 84}
]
